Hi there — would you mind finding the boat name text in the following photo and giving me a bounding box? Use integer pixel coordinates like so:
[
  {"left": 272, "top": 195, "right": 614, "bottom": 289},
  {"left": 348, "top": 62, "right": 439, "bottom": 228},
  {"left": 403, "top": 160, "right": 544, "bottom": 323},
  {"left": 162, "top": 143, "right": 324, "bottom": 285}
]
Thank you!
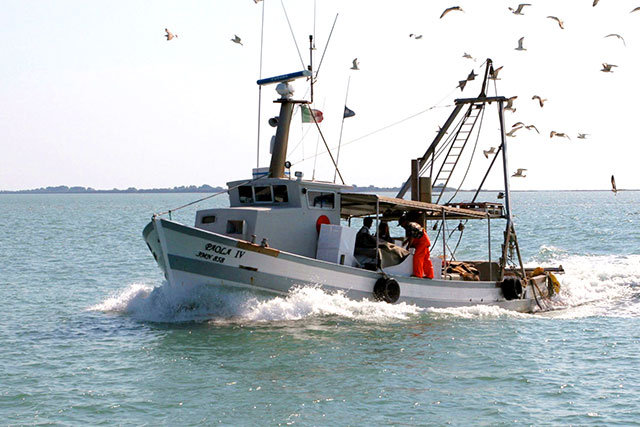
[{"left": 196, "top": 243, "right": 246, "bottom": 264}]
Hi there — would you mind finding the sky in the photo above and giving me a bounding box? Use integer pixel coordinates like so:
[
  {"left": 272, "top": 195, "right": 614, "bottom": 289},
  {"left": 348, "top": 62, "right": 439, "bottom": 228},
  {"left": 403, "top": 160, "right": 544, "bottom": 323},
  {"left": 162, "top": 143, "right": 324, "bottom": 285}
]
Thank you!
[{"left": 1, "top": 0, "right": 639, "bottom": 191}]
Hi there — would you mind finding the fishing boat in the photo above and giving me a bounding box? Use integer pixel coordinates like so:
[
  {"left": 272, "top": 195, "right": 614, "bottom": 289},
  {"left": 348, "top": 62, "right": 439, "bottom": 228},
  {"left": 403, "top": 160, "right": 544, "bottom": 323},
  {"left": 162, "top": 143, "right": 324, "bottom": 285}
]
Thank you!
[{"left": 142, "top": 55, "right": 563, "bottom": 313}]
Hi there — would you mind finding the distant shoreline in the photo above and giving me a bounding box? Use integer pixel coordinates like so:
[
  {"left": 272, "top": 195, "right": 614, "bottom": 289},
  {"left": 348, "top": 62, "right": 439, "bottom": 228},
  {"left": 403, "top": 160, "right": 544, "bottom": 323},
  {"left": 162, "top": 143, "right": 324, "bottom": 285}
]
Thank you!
[{"left": 0, "top": 185, "right": 635, "bottom": 194}]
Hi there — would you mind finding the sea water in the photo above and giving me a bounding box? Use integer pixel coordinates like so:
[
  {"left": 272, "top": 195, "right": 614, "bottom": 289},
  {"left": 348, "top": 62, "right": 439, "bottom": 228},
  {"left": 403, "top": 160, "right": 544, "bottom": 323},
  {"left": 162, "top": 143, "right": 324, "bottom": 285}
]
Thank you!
[{"left": 1, "top": 191, "right": 639, "bottom": 425}]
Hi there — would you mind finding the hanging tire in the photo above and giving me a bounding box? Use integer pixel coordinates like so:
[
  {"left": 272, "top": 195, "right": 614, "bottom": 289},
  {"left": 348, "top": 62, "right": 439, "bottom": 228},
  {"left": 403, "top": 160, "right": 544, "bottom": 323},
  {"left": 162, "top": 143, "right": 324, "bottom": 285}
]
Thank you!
[
  {"left": 374, "top": 277, "right": 401, "bottom": 304},
  {"left": 500, "top": 277, "right": 523, "bottom": 300}
]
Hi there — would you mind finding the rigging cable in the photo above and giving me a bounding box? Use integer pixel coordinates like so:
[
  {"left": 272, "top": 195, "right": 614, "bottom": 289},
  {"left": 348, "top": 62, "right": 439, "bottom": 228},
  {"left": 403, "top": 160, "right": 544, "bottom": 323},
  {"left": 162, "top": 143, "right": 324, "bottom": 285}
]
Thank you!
[
  {"left": 256, "top": 0, "right": 267, "bottom": 168},
  {"left": 446, "top": 103, "right": 486, "bottom": 204},
  {"left": 315, "top": 14, "right": 339, "bottom": 80},
  {"left": 280, "top": 0, "right": 306, "bottom": 69}
]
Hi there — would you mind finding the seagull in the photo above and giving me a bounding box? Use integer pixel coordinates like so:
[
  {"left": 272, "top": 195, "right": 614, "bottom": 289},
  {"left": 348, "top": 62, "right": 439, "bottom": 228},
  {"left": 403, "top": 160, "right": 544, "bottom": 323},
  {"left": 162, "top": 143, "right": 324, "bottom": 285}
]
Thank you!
[
  {"left": 505, "top": 95, "right": 517, "bottom": 112},
  {"left": 506, "top": 126, "right": 523, "bottom": 137},
  {"left": 611, "top": 175, "right": 618, "bottom": 194},
  {"left": 532, "top": 95, "right": 547, "bottom": 108},
  {"left": 254, "top": 0, "right": 262, "bottom": 3},
  {"left": 515, "top": 37, "right": 527, "bottom": 51},
  {"left": 509, "top": 3, "right": 531, "bottom": 15},
  {"left": 601, "top": 63, "right": 617, "bottom": 72},
  {"left": 593, "top": 0, "right": 600, "bottom": 5},
  {"left": 165, "top": 28, "right": 178, "bottom": 40},
  {"left": 547, "top": 16, "right": 564, "bottom": 29},
  {"left": 632, "top": 7, "right": 640, "bottom": 13},
  {"left": 605, "top": 34, "right": 626, "bottom": 47},
  {"left": 457, "top": 80, "right": 468, "bottom": 91},
  {"left": 489, "top": 65, "right": 503, "bottom": 80},
  {"left": 483, "top": 147, "right": 496, "bottom": 158},
  {"left": 577, "top": 133, "right": 589, "bottom": 139},
  {"left": 525, "top": 124, "right": 540, "bottom": 134},
  {"left": 440, "top": 6, "right": 464, "bottom": 18},
  {"left": 462, "top": 52, "right": 476, "bottom": 61},
  {"left": 351, "top": 58, "right": 360, "bottom": 70},
  {"left": 550, "top": 131, "right": 570, "bottom": 140},
  {"left": 409, "top": 34, "right": 423, "bottom": 39},
  {"left": 467, "top": 70, "right": 478, "bottom": 81},
  {"left": 231, "top": 35, "right": 243, "bottom": 45},
  {"left": 512, "top": 121, "right": 525, "bottom": 128},
  {"left": 512, "top": 169, "right": 527, "bottom": 178},
  {"left": 497, "top": 192, "right": 505, "bottom": 199}
]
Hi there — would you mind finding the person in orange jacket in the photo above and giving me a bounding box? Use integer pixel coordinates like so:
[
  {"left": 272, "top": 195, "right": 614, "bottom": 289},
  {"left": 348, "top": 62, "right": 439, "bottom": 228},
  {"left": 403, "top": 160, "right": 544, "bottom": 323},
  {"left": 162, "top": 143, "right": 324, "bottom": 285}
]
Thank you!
[{"left": 398, "top": 215, "right": 434, "bottom": 279}]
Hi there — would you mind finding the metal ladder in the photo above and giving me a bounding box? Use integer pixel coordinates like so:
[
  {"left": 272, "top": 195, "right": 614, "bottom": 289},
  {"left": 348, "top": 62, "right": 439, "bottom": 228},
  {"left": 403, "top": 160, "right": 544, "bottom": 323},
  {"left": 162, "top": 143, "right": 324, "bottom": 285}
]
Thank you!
[{"left": 431, "top": 103, "right": 484, "bottom": 204}]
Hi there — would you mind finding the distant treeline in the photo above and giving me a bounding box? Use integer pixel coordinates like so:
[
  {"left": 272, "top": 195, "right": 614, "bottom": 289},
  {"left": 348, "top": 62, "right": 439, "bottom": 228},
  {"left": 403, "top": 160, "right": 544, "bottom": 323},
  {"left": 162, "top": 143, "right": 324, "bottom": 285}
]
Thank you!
[
  {"left": 0, "top": 184, "right": 463, "bottom": 194},
  {"left": 0, "top": 184, "right": 225, "bottom": 194}
]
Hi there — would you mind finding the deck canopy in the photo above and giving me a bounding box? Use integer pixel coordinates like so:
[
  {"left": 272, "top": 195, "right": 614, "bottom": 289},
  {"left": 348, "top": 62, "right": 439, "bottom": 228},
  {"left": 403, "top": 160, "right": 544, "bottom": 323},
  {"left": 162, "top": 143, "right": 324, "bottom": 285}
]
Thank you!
[{"left": 339, "top": 193, "right": 504, "bottom": 221}]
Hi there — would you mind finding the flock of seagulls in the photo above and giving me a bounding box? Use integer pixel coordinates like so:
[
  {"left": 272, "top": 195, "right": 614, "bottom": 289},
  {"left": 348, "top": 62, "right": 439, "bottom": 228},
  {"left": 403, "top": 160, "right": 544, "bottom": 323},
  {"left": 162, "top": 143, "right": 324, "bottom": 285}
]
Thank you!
[{"left": 162, "top": 3, "right": 636, "bottom": 188}]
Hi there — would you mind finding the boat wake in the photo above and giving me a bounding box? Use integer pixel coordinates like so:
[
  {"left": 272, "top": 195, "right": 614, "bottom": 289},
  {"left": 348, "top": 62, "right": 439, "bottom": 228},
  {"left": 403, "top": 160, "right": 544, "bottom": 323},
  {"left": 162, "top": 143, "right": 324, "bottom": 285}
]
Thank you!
[
  {"left": 90, "top": 251, "right": 640, "bottom": 322},
  {"left": 530, "top": 249, "right": 640, "bottom": 318},
  {"left": 90, "top": 283, "right": 422, "bottom": 324}
]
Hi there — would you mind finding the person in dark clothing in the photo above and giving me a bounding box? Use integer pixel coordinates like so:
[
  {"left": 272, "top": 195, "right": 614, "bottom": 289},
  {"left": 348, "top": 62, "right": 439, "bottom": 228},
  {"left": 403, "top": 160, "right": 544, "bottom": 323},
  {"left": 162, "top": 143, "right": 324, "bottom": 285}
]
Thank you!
[
  {"left": 377, "top": 221, "right": 394, "bottom": 244},
  {"left": 356, "top": 217, "right": 377, "bottom": 249}
]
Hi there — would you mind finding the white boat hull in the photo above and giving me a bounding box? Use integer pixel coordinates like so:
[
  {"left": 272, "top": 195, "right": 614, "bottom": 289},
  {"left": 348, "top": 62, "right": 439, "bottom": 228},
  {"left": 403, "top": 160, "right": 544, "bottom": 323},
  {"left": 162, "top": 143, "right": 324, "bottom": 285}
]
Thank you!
[{"left": 143, "top": 218, "right": 542, "bottom": 313}]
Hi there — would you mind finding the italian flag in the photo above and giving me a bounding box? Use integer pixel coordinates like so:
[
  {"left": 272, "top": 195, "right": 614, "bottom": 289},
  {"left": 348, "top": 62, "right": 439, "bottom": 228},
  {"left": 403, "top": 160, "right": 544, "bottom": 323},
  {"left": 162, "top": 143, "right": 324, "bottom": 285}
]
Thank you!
[{"left": 301, "top": 105, "right": 324, "bottom": 123}]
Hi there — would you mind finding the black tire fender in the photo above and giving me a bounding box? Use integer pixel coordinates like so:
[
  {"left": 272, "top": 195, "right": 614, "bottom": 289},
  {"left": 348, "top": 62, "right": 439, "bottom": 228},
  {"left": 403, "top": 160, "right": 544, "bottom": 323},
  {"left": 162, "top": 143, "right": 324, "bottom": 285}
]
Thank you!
[
  {"left": 500, "top": 277, "right": 523, "bottom": 300},
  {"left": 374, "top": 277, "right": 401, "bottom": 303}
]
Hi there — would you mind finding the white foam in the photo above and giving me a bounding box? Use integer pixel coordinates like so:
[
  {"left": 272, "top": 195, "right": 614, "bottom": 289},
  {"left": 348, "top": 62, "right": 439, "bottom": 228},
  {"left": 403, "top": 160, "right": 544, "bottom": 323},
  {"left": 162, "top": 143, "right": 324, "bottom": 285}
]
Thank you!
[
  {"left": 238, "top": 286, "right": 421, "bottom": 323},
  {"left": 90, "top": 283, "right": 421, "bottom": 323},
  {"left": 427, "top": 304, "right": 531, "bottom": 319},
  {"left": 529, "top": 252, "right": 640, "bottom": 318},
  {"left": 90, "top": 252, "right": 640, "bottom": 322}
]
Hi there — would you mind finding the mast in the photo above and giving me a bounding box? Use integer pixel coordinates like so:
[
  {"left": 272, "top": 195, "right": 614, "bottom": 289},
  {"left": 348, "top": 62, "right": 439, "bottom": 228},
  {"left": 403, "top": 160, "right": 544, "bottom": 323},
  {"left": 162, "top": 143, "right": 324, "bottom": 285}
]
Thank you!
[{"left": 257, "top": 70, "right": 312, "bottom": 178}]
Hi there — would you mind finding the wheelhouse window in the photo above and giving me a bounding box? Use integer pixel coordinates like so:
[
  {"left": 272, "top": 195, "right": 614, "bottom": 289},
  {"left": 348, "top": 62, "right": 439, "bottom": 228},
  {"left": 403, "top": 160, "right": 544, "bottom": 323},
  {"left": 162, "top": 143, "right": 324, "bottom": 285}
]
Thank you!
[
  {"left": 308, "top": 191, "right": 335, "bottom": 209},
  {"left": 226, "top": 220, "right": 244, "bottom": 234},
  {"left": 254, "top": 186, "right": 273, "bottom": 202},
  {"left": 273, "top": 185, "right": 289, "bottom": 203},
  {"left": 238, "top": 186, "right": 254, "bottom": 204},
  {"left": 201, "top": 215, "right": 216, "bottom": 224}
]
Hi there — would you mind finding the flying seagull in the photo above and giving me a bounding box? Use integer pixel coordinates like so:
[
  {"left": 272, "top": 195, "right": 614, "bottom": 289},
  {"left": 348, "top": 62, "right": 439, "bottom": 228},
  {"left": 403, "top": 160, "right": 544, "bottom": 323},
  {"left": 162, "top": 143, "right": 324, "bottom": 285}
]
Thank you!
[
  {"left": 601, "top": 63, "right": 617, "bottom": 72},
  {"left": 512, "top": 168, "right": 527, "bottom": 178},
  {"left": 467, "top": 70, "right": 478, "bottom": 81},
  {"left": 165, "top": 28, "right": 178, "bottom": 40},
  {"left": 532, "top": 95, "right": 547, "bottom": 107},
  {"left": 506, "top": 126, "right": 523, "bottom": 137},
  {"left": 632, "top": 7, "right": 640, "bottom": 13},
  {"left": 483, "top": 147, "right": 496, "bottom": 158},
  {"left": 550, "top": 131, "right": 570, "bottom": 140},
  {"left": 593, "top": 0, "right": 600, "bottom": 5},
  {"left": 605, "top": 33, "right": 626, "bottom": 47},
  {"left": 457, "top": 80, "right": 468, "bottom": 91},
  {"left": 511, "top": 122, "right": 538, "bottom": 133},
  {"left": 577, "top": 133, "right": 589, "bottom": 139},
  {"left": 462, "top": 52, "right": 476, "bottom": 61},
  {"left": 351, "top": 58, "right": 360, "bottom": 70},
  {"left": 547, "top": 16, "right": 565, "bottom": 29},
  {"left": 509, "top": 3, "right": 531, "bottom": 15},
  {"left": 505, "top": 95, "right": 517, "bottom": 112},
  {"left": 489, "top": 65, "right": 503, "bottom": 80},
  {"left": 409, "top": 34, "right": 423, "bottom": 39},
  {"left": 611, "top": 175, "right": 618, "bottom": 194},
  {"left": 440, "top": 6, "right": 464, "bottom": 18},
  {"left": 515, "top": 37, "right": 527, "bottom": 51},
  {"left": 231, "top": 35, "right": 243, "bottom": 45}
]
